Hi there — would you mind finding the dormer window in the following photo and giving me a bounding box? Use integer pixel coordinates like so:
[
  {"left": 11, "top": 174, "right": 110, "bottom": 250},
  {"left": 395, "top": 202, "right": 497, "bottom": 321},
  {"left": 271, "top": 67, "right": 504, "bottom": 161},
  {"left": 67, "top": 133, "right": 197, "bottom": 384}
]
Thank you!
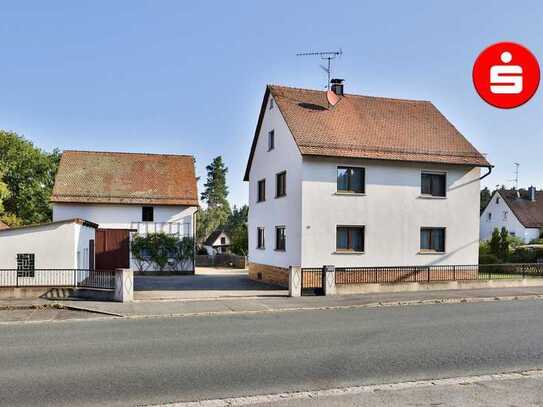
[{"left": 268, "top": 130, "right": 275, "bottom": 151}]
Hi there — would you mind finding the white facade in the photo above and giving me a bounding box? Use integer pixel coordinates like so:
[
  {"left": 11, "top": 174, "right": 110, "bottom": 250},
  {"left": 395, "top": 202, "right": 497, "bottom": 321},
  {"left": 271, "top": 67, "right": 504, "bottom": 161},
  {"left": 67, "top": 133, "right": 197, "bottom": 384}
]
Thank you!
[
  {"left": 53, "top": 203, "right": 196, "bottom": 236},
  {"left": 0, "top": 221, "right": 96, "bottom": 286},
  {"left": 480, "top": 191, "right": 540, "bottom": 243},
  {"left": 248, "top": 96, "right": 482, "bottom": 269},
  {"left": 204, "top": 231, "right": 231, "bottom": 255}
]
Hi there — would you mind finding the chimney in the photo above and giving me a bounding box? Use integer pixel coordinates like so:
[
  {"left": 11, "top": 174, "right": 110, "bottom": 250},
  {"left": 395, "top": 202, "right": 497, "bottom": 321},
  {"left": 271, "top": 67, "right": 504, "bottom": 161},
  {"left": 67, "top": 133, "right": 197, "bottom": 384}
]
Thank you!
[
  {"left": 529, "top": 186, "right": 537, "bottom": 202},
  {"left": 330, "top": 78, "right": 344, "bottom": 96}
]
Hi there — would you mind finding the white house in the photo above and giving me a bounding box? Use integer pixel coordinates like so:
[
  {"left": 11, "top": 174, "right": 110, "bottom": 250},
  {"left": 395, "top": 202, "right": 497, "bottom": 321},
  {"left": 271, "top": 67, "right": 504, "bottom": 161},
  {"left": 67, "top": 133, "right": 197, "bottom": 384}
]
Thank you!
[
  {"left": 480, "top": 187, "right": 542, "bottom": 243},
  {"left": 244, "top": 82, "right": 490, "bottom": 286},
  {"left": 0, "top": 218, "right": 97, "bottom": 286},
  {"left": 203, "top": 230, "right": 231, "bottom": 255},
  {"left": 51, "top": 150, "right": 199, "bottom": 272}
]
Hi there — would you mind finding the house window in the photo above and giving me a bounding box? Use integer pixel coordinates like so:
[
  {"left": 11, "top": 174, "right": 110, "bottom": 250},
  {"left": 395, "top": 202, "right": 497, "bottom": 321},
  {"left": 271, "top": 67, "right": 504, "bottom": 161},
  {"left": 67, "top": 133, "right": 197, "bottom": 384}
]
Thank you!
[
  {"left": 421, "top": 172, "right": 446, "bottom": 197},
  {"left": 220, "top": 237, "right": 226, "bottom": 245},
  {"left": 420, "top": 228, "right": 446, "bottom": 253},
  {"left": 496, "top": 197, "right": 500, "bottom": 204},
  {"left": 142, "top": 206, "right": 154, "bottom": 222},
  {"left": 503, "top": 211, "right": 508, "bottom": 221},
  {"left": 257, "top": 227, "right": 265, "bottom": 249},
  {"left": 336, "top": 226, "right": 365, "bottom": 252},
  {"left": 268, "top": 130, "right": 275, "bottom": 151},
  {"left": 488, "top": 212, "right": 492, "bottom": 221},
  {"left": 269, "top": 98, "right": 274, "bottom": 110},
  {"left": 337, "top": 167, "right": 365, "bottom": 193},
  {"left": 275, "top": 226, "right": 286, "bottom": 251},
  {"left": 17, "top": 253, "right": 35, "bottom": 278},
  {"left": 276, "top": 171, "right": 287, "bottom": 197},
  {"left": 257, "top": 179, "right": 266, "bottom": 202}
]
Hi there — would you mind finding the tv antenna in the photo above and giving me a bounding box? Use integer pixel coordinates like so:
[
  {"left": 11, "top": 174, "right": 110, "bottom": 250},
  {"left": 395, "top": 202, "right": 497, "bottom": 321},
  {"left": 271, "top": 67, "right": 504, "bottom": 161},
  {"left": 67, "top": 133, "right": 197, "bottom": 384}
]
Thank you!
[
  {"left": 296, "top": 49, "right": 343, "bottom": 89},
  {"left": 508, "top": 162, "right": 520, "bottom": 189}
]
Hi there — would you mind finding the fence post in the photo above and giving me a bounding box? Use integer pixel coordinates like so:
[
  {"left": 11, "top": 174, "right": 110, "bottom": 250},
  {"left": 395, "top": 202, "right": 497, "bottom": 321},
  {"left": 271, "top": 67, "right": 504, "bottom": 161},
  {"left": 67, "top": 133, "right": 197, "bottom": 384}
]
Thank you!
[
  {"left": 427, "top": 267, "right": 431, "bottom": 283},
  {"left": 453, "top": 265, "right": 456, "bottom": 281},
  {"left": 289, "top": 266, "right": 301, "bottom": 297},
  {"left": 114, "top": 268, "right": 133, "bottom": 302},
  {"left": 323, "top": 265, "right": 336, "bottom": 296}
]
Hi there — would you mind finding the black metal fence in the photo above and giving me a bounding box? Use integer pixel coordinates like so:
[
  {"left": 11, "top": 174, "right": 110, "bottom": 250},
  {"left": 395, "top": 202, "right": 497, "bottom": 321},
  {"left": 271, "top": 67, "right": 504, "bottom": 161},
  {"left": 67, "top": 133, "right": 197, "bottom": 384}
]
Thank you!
[
  {"left": 0, "top": 269, "right": 115, "bottom": 289},
  {"left": 300, "top": 264, "right": 543, "bottom": 295}
]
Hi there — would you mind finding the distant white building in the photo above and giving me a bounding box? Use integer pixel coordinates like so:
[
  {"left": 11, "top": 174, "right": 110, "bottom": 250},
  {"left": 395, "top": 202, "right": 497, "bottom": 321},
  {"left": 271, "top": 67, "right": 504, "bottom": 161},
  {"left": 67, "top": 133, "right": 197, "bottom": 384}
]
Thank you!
[
  {"left": 51, "top": 150, "right": 199, "bottom": 272},
  {"left": 244, "top": 82, "right": 490, "bottom": 286},
  {"left": 480, "top": 187, "right": 543, "bottom": 243},
  {"left": 203, "top": 230, "right": 231, "bottom": 255}
]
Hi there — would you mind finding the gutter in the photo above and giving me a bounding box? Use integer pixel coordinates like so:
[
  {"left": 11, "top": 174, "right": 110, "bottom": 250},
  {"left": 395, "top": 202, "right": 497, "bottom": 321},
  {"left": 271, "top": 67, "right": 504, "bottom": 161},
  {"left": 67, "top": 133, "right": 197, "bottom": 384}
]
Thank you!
[{"left": 479, "top": 165, "right": 493, "bottom": 181}]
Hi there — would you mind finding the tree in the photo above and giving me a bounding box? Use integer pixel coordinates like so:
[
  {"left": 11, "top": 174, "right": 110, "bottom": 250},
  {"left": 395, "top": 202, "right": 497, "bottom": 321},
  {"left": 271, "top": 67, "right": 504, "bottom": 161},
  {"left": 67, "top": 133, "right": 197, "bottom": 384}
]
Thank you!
[
  {"left": 226, "top": 205, "right": 248, "bottom": 256},
  {"left": 499, "top": 227, "right": 510, "bottom": 261},
  {"left": 0, "top": 169, "right": 9, "bottom": 216},
  {"left": 197, "top": 156, "right": 232, "bottom": 244},
  {"left": 480, "top": 187, "right": 491, "bottom": 214},
  {"left": 489, "top": 228, "right": 501, "bottom": 259},
  {"left": 0, "top": 130, "right": 60, "bottom": 225}
]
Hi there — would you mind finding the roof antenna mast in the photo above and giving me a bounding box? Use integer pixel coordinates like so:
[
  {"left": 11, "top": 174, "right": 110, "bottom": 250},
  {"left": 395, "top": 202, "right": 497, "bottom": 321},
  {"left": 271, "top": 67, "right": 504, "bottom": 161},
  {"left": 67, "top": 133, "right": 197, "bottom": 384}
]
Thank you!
[
  {"left": 509, "top": 162, "right": 520, "bottom": 189},
  {"left": 296, "top": 49, "right": 343, "bottom": 89}
]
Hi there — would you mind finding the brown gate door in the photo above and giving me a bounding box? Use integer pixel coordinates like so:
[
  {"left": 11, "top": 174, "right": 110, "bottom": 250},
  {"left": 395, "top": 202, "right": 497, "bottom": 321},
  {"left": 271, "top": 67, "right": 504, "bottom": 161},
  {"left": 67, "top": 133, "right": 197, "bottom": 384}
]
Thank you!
[{"left": 95, "top": 229, "right": 130, "bottom": 270}]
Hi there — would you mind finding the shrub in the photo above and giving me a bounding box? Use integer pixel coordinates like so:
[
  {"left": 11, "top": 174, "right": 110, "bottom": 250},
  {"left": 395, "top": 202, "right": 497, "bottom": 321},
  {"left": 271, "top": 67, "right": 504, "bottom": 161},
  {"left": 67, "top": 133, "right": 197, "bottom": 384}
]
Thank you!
[
  {"left": 479, "top": 254, "right": 499, "bottom": 264},
  {"left": 130, "top": 233, "right": 194, "bottom": 272}
]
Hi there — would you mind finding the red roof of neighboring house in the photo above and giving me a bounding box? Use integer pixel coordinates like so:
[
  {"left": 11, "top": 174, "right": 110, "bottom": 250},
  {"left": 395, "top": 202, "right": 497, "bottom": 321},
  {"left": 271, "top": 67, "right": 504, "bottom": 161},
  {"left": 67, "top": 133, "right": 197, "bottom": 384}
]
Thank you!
[
  {"left": 0, "top": 221, "right": 9, "bottom": 230},
  {"left": 51, "top": 150, "right": 199, "bottom": 206},
  {"left": 244, "top": 85, "right": 490, "bottom": 180},
  {"left": 500, "top": 189, "right": 543, "bottom": 228}
]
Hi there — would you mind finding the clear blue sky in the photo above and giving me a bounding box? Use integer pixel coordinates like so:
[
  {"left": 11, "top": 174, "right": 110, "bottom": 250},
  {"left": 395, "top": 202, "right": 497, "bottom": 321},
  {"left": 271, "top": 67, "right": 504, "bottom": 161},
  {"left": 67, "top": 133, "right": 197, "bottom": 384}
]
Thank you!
[{"left": 1, "top": 1, "right": 542, "bottom": 207}]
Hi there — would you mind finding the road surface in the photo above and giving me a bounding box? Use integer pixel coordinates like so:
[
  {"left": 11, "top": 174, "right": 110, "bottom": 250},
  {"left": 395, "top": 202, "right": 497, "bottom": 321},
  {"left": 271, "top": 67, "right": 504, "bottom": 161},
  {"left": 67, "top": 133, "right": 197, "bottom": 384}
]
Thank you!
[{"left": 1, "top": 300, "right": 543, "bottom": 406}]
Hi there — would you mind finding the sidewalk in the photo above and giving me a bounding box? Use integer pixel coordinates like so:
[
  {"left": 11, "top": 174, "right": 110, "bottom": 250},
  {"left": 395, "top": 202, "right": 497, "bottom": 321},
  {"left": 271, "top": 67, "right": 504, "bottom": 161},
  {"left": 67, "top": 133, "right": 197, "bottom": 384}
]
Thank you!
[{"left": 53, "top": 285, "right": 543, "bottom": 318}]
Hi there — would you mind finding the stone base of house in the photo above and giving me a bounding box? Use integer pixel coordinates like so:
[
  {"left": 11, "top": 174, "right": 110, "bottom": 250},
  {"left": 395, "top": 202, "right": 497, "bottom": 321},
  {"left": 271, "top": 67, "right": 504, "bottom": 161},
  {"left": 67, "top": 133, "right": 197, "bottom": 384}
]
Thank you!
[{"left": 248, "top": 262, "right": 289, "bottom": 287}]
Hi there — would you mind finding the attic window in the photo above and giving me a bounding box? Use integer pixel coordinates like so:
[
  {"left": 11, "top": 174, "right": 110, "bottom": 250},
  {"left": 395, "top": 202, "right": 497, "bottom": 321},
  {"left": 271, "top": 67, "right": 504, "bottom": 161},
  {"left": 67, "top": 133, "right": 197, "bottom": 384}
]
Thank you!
[
  {"left": 268, "top": 130, "right": 275, "bottom": 151},
  {"left": 269, "top": 98, "right": 274, "bottom": 110},
  {"left": 142, "top": 206, "right": 154, "bottom": 222},
  {"left": 496, "top": 197, "right": 500, "bottom": 204}
]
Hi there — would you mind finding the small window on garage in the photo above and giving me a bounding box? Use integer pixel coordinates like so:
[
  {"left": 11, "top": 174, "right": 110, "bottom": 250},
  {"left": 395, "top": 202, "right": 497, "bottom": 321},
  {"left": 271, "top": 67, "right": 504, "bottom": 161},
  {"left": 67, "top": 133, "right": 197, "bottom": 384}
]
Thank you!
[
  {"left": 142, "top": 206, "right": 154, "bottom": 222},
  {"left": 17, "top": 253, "right": 35, "bottom": 277}
]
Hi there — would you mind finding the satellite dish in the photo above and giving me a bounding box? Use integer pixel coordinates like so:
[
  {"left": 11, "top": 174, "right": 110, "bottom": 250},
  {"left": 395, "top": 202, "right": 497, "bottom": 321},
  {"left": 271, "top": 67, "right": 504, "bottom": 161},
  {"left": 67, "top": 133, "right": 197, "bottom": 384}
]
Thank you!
[{"left": 326, "top": 89, "right": 340, "bottom": 107}]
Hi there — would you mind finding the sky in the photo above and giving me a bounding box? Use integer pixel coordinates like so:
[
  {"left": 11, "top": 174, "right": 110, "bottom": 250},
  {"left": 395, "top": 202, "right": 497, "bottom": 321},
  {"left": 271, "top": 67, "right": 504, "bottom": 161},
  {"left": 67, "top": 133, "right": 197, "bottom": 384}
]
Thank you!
[{"left": 1, "top": 1, "right": 542, "bottom": 207}]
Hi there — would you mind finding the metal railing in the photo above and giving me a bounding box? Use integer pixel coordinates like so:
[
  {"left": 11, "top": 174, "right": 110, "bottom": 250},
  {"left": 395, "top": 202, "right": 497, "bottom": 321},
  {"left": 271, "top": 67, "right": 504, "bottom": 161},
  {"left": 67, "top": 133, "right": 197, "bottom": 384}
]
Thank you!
[{"left": 0, "top": 269, "right": 115, "bottom": 289}]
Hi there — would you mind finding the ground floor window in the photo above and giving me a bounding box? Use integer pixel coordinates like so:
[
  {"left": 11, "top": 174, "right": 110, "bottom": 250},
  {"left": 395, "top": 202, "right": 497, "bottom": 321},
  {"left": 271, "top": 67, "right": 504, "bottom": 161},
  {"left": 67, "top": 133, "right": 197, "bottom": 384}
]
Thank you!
[
  {"left": 420, "top": 228, "right": 445, "bottom": 253},
  {"left": 257, "top": 227, "right": 265, "bottom": 249},
  {"left": 336, "top": 226, "right": 365, "bottom": 252},
  {"left": 275, "top": 226, "right": 286, "bottom": 251},
  {"left": 17, "top": 253, "right": 35, "bottom": 277}
]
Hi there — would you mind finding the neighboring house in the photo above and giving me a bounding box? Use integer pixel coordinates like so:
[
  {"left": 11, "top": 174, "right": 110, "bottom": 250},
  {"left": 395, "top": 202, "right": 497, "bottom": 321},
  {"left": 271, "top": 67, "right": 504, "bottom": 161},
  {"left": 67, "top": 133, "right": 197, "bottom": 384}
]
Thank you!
[
  {"left": 480, "top": 187, "right": 543, "bottom": 243},
  {"left": 203, "top": 230, "right": 231, "bottom": 255},
  {"left": 244, "top": 82, "right": 490, "bottom": 286},
  {"left": 51, "top": 150, "right": 199, "bottom": 272},
  {"left": 0, "top": 221, "right": 9, "bottom": 230},
  {"left": 0, "top": 218, "right": 97, "bottom": 284}
]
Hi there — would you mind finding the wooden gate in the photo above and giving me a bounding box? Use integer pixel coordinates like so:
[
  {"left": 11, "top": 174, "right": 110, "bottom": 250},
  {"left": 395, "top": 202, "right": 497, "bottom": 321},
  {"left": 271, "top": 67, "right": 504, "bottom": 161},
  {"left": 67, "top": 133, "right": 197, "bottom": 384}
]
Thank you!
[{"left": 95, "top": 229, "right": 130, "bottom": 270}]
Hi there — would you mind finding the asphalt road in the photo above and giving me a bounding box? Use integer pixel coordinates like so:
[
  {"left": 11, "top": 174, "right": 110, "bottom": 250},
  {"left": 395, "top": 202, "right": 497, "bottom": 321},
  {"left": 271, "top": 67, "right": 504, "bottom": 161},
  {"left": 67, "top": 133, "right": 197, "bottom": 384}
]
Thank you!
[{"left": 2, "top": 300, "right": 543, "bottom": 406}]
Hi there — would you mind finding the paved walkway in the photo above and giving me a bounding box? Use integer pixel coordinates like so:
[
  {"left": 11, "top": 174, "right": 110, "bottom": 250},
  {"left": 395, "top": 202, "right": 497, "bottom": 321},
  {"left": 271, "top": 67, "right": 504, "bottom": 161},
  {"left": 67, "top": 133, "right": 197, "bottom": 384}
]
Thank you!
[
  {"left": 134, "top": 267, "right": 287, "bottom": 300},
  {"left": 54, "top": 285, "right": 543, "bottom": 318}
]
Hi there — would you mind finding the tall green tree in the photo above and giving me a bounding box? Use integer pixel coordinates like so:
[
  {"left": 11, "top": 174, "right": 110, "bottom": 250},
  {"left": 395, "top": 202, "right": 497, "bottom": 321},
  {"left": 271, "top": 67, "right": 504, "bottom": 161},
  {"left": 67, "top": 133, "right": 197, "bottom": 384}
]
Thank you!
[
  {"left": 0, "top": 130, "right": 60, "bottom": 225},
  {"left": 480, "top": 187, "right": 491, "bottom": 213},
  {"left": 197, "top": 156, "right": 232, "bottom": 244}
]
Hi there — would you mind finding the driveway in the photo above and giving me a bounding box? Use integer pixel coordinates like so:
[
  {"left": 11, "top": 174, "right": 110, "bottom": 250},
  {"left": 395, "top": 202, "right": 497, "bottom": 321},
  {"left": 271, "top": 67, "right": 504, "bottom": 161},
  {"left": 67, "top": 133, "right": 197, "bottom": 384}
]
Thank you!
[{"left": 134, "top": 267, "right": 287, "bottom": 300}]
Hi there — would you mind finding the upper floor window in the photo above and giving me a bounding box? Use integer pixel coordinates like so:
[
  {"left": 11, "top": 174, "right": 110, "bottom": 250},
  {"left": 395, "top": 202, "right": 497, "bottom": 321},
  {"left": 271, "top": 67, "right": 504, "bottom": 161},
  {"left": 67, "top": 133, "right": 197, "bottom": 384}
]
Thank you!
[
  {"left": 268, "top": 130, "right": 275, "bottom": 151},
  {"left": 142, "top": 206, "right": 154, "bottom": 222},
  {"left": 336, "top": 226, "right": 365, "bottom": 252},
  {"left": 276, "top": 171, "right": 287, "bottom": 198},
  {"left": 17, "top": 253, "right": 35, "bottom": 277},
  {"left": 420, "top": 227, "right": 445, "bottom": 253},
  {"left": 220, "top": 237, "right": 226, "bottom": 245},
  {"left": 257, "top": 227, "right": 265, "bottom": 249},
  {"left": 275, "top": 226, "right": 286, "bottom": 251},
  {"left": 257, "top": 179, "right": 266, "bottom": 202},
  {"left": 503, "top": 211, "right": 508, "bottom": 221},
  {"left": 337, "top": 166, "right": 365, "bottom": 193},
  {"left": 269, "top": 98, "right": 274, "bottom": 110},
  {"left": 421, "top": 172, "right": 446, "bottom": 197}
]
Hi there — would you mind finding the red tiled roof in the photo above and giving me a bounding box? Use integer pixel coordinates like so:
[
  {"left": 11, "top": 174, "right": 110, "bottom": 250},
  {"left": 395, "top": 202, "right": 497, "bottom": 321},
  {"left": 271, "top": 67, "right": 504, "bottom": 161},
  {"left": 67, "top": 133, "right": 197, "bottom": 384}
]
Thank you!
[
  {"left": 500, "top": 189, "right": 543, "bottom": 228},
  {"left": 244, "top": 85, "right": 490, "bottom": 180},
  {"left": 52, "top": 151, "right": 199, "bottom": 206}
]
